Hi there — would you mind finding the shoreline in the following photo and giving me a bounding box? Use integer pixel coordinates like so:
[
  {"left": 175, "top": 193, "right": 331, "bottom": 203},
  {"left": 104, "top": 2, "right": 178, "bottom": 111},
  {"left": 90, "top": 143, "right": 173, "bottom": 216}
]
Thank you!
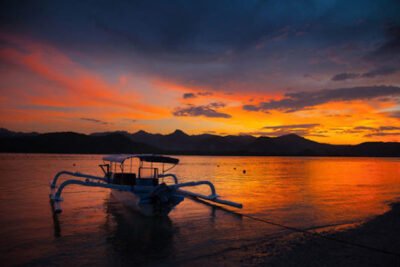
[
  {"left": 249, "top": 202, "right": 400, "bottom": 266},
  {"left": 190, "top": 201, "right": 400, "bottom": 266}
]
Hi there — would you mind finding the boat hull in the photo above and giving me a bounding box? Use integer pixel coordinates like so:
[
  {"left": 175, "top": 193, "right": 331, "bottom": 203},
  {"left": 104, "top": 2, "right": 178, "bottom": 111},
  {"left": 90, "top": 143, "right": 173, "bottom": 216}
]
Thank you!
[{"left": 111, "top": 187, "right": 184, "bottom": 216}]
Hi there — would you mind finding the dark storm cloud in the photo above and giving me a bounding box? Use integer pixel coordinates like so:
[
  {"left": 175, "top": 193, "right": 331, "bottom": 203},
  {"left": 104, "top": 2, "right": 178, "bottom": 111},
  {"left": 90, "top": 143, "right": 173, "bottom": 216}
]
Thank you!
[
  {"left": 172, "top": 102, "right": 231, "bottom": 118},
  {"left": 361, "top": 66, "right": 399, "bottom": 78},
  {"left": 2, "top": 0, "right": 398, "bottom": 58},
  {"left": 1, "top": 0, "right": 400, "bottom": 92},
  {"left": 331, "top": 66, "right": 399, "bottom": 81},
  {"left": 0, "top": 0, "right": 278, "bottom": 55},
  {"left": 331, "top": 73, "right": 360, "bottom": 81},
  {"left": 80, "top": 118, "right": 108, "bottom": 125},
  {"left": 243, "top": 86, "right": 400, "bottom": 113},
  {"left": 367, "top": 24, "right": 400, "bottom": 61}
]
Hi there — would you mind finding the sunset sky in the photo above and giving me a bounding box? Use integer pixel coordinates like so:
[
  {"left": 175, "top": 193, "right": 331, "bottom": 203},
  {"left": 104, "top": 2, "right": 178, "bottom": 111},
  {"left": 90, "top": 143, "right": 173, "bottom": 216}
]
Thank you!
[{"left": 0, "top": 0, "right": 399, "bottom": 144}]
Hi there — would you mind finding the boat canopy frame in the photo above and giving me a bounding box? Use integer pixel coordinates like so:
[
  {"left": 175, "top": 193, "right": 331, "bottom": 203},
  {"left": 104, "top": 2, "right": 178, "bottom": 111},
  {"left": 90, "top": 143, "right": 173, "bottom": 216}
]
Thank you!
[
  {"left": 103, "top": 154, "right": 179, "bottom": 165},
  {"left": 102, "top": 154, "right": 179, "bottom": 176}
]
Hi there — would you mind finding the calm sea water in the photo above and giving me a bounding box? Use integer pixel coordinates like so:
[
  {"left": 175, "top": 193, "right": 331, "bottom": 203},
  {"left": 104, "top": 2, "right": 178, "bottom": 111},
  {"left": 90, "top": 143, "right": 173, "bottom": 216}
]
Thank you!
[{"left": 0, "top": 154, "right": 399, "bottom": 266}]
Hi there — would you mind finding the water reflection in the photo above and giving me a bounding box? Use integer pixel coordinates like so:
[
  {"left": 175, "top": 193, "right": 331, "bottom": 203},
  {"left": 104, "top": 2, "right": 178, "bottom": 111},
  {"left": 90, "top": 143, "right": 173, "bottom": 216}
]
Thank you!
[
  {"left": 1, "top": 154, "right": 399, "bottom": 266},
  {"left": 104, "top": 194, "right": 175, "bottom": 256},
  {"left": 50, "top": 201, "right": 62, "bottom": 238}
]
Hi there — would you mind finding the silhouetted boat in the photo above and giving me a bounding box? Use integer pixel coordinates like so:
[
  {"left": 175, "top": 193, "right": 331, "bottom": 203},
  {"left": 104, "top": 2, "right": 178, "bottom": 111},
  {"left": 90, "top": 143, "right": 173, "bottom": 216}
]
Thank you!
[{"left": 49, "top": 154, "right": 242, "bottom": 216}]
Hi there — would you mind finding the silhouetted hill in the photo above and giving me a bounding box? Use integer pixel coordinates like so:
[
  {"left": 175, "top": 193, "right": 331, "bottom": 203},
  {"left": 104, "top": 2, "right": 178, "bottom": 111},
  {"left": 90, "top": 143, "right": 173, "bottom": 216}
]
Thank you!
[
  {"left": 0, "top": 128, "right": 38, "bottom": 138},
  {"left": 0, "top": 132, "right": 157, "bottom": 154},
  {"left": 0, "top": 129, "right": 399, "bottom": 156}
]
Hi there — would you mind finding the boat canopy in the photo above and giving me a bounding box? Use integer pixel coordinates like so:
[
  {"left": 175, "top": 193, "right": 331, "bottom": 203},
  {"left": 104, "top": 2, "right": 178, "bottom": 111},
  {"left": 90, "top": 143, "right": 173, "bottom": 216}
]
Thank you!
[{"left": 103, "top": 154, "right": 179, "bottom": 165}]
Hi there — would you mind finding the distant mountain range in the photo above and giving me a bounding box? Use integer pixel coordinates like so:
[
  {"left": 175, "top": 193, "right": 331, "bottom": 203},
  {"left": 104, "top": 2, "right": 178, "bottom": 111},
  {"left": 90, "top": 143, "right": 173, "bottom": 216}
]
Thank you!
[{"left": 0, "top": 128, "right": 399, "bottom": 156}]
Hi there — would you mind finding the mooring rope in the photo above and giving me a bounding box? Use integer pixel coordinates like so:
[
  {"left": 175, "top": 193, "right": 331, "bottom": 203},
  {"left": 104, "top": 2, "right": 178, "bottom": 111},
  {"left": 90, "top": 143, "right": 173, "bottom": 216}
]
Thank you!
[
  {"left": 239, "top": 212, "right": 400, "bottom": 257},
  {"left": 189, "top": 197, "right": 400, "bottom": 257}
]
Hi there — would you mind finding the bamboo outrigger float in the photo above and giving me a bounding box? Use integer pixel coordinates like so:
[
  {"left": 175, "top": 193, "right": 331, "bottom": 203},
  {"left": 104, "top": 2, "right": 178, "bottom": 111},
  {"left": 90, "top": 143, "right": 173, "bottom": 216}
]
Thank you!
[{"left": 49, "top": 154, "right": 242, "bottom": 216}]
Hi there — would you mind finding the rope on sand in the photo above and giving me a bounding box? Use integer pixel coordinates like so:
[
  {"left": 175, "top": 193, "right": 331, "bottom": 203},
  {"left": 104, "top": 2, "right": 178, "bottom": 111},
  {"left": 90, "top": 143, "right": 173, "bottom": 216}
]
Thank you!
[
  {"left": 240, "top": 213, "right": 400, "bottom": 257},
  {"left": 190, "top": 197, "right": 400, "bottom": 257}
]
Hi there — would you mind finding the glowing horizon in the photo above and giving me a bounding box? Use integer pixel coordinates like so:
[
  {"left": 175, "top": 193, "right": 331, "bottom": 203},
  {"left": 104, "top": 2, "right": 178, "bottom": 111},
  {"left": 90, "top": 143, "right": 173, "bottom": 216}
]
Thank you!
[{"left": 0, "top": 1, "right": 399, "bottom": 144}]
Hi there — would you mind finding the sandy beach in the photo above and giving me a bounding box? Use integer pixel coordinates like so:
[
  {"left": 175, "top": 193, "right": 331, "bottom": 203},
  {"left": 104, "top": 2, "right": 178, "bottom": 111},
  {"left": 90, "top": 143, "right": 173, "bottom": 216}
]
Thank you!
[{"left": 203, "top": 202, "right": 400, "bottom": 266}]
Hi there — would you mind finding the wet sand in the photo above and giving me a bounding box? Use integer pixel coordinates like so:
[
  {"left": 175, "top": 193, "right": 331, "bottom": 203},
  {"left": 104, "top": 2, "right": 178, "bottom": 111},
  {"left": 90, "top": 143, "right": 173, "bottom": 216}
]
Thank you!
[{"left": 192, "top": 202, "right": 400, "bottom": 266}]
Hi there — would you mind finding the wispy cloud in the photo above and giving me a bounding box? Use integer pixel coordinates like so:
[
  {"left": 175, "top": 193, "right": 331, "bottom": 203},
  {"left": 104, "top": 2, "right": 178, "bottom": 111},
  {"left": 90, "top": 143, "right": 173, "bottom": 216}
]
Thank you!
[
  {"left": 243, "top": 86, "right": 400, "bottom": 113},
  {"left": 333, "top": 125, "right": 400, "bottom": 137},
  {"left": 367, "top": 24, "right": 400, "bottom": 62},
  {"left": 331, "top": 66, "right": 399, "bottom": 81},
  {"left": 262, "top": 123, "right": 320, "bottom": 130},
  {"left": 197, "top": 91, "right": 213, "bottom": 96},
  {"left": 183, "top": 93, "right": 196, "bottom": 99},
  {"left": 182, "top": 91, "right": 213, "bottom": 99},
  {"left": 362, "top": 66, "right": 399, "bottom": 78},
  {"left": 258, "top": 123, "right": 322, "bottom": 137},
  {"left": 80, "top": 118, "right": 109, "bottom": 125},
  {"left": 173, "top": 102, "right": 231, "bottom": 118},
  {"left": 332, "top": 72, "right": 360, "bottom": 81}
]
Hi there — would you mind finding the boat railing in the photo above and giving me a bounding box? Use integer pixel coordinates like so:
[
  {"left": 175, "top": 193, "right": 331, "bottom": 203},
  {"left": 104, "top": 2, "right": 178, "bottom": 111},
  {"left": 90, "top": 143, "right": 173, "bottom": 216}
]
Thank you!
[
  {"left": 138, "top": 167, "right": 159, "bottom": 179},
  {"left": 158, "top": 173, "right": 178, "bottom": 184}
]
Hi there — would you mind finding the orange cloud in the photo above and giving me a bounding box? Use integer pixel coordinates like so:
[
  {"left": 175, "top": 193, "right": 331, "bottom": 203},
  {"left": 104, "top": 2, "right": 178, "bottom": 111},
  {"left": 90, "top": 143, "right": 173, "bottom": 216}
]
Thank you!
[{"left": 0, "top": 32, "right": 170, "bottom": 132}]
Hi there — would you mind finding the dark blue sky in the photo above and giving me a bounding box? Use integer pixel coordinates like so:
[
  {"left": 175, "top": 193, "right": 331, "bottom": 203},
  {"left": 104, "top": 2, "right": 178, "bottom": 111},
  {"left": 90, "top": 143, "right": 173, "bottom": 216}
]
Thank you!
[{"left": 2, "top": 0, "right": 399, "bottom": 91}]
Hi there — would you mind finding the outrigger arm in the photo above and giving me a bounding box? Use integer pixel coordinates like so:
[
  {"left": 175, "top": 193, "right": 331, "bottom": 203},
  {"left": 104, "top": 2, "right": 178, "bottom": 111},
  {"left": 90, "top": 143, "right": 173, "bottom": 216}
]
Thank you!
[
  {"left": 49, "top": 170, "right": 242, "bottom": 214},
  {"left": 171, "top": 181, "right": 243, "bottom": 209},
  {"left": 50, "top": 170, "right": 109, "bottom": 189},
  {"left": 49, "top": 171, "right": 132, "bottom": 213},
  {"left": 50, "top": 179, "right": 134, "bottom": 213}
]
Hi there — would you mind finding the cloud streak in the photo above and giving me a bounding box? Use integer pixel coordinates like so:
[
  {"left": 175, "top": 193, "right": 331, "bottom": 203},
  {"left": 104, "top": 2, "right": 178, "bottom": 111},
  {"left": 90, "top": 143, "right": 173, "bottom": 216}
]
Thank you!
[
  {"left": 80, "top": 118, "right": 108, "bottom": 125},
  {"left": 333, "top": 125, "right": 400, "bottom": 137},
  {"left": 243, "top": 85, "right": 400, "bottom": 113},
  {"left": 182, "top": 91, "right": 213, "bottom": 99},
  {"left": 183, "top": 93, "right": 196, "bottom": 99},
  {"left": 257, "top": 123, "right": 323, "bottom": 137},
  {"left": 173, "top": 102, "right": 231, "bottom": 118},
  {"left": 332, "top": 66, "right": 399, "bottom": 81},
  {"left": 367, "top": 24, "right": 400, "bottom": 61},
  {"left": 262, "top": 123, "right": 320, "bottom": 130}
]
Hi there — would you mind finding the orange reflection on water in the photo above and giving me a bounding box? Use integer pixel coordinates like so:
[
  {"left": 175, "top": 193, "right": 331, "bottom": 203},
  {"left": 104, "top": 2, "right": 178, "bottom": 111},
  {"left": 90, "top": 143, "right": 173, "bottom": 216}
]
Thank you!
[
  {"left": 0, "top": 154, "right": 399, "bottom": 265},
  {"left": 172, "top": 156, "right": 400, "bottom": 226}
]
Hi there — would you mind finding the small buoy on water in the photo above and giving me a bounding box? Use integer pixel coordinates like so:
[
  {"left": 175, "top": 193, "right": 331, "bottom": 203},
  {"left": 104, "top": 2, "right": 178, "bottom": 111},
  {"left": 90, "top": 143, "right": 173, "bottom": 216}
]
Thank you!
[{"left": 243, "top": 169, "right": 246, "bottom": 174}]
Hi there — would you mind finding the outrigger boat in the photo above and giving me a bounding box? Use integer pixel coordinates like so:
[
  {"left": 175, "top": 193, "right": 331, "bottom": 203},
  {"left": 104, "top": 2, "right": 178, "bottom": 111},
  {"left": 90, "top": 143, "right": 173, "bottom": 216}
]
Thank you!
[{"left": 49, "top": 154, "right": 242, "bottom": 216}]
